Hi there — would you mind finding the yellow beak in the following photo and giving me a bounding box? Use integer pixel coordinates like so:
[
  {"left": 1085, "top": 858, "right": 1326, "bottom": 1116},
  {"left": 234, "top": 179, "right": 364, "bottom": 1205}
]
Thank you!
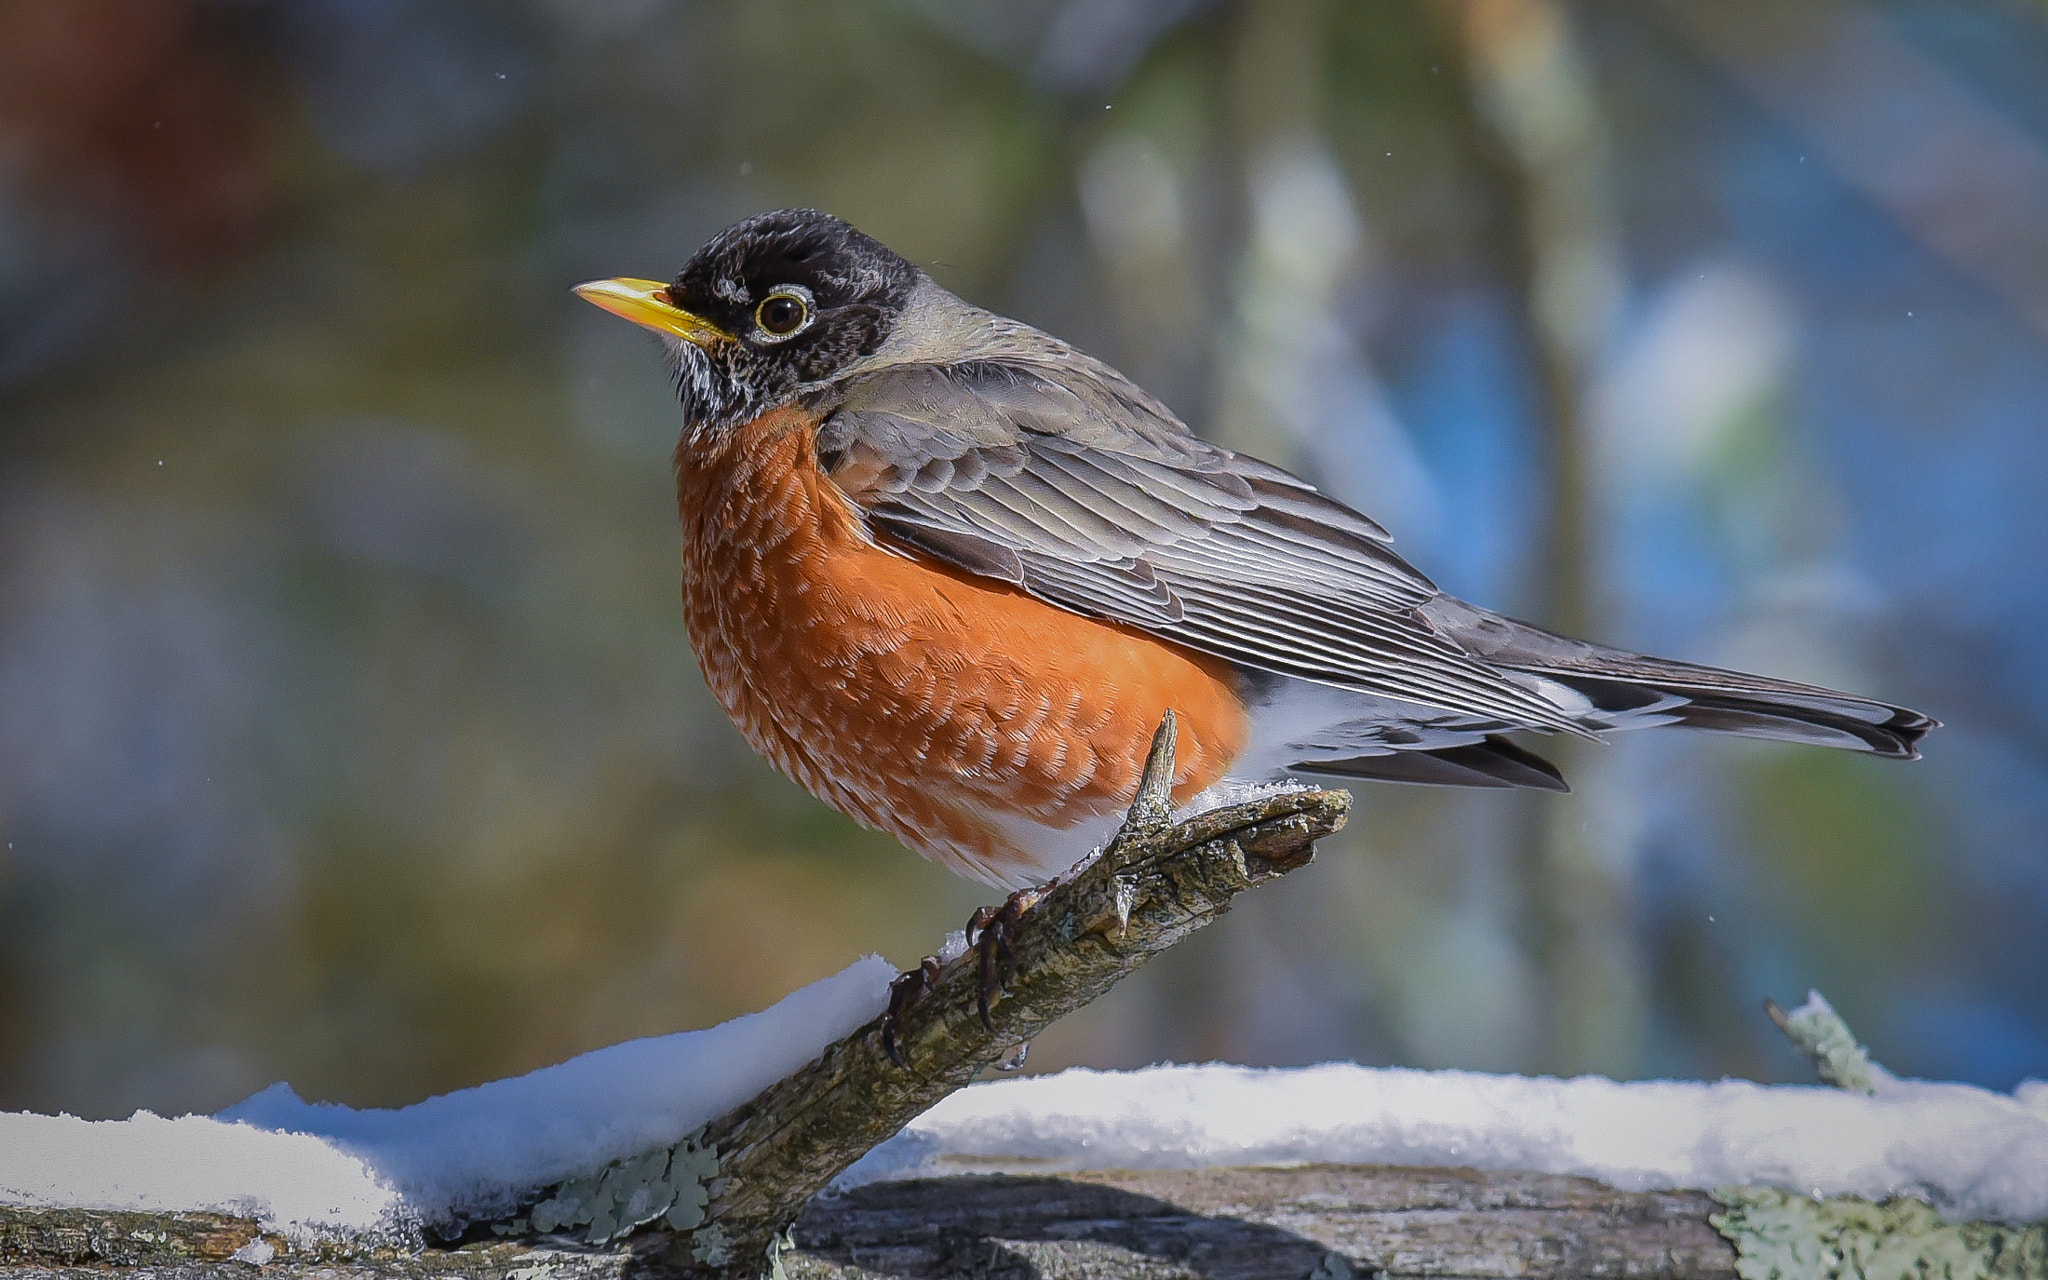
[{"left": 572, "top": 278, "right": 733, "bottom": 347}]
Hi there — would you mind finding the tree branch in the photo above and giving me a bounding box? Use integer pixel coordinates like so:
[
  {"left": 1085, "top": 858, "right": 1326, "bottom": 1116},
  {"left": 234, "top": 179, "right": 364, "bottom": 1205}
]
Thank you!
[
  {"left": 419, "top": 716, "right": 1348, "bottom": 1273},
  {"left": 624, "top": 715, "right": 1352, "bottom": 1274}
]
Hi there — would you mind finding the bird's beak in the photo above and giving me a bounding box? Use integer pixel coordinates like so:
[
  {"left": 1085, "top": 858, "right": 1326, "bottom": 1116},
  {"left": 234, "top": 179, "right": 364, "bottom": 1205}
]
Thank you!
[{"left": 572, "top": 278, "right": 733, "bottom": 347}]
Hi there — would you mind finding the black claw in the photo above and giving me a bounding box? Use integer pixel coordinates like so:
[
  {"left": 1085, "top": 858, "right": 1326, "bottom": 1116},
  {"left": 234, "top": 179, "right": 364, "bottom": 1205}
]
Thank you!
[
  {"left": 977, "top": 939, "right": 999, "bottom": 1030},
  {"left": 970, "top": 889, "right": 1040, "bottom": 1030},
  {"left": 968, "top": 905, "right": 998, "bottom": 1029},
  {"left": 882, "top": 956, "right": 941, "bottom": 1068}
]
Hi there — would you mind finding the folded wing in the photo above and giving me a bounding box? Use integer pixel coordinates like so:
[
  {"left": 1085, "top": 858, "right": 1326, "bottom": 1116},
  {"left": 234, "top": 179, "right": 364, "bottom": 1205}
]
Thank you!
[{"left": 814, "top": 357, "right": 1595, "bottom": 735}]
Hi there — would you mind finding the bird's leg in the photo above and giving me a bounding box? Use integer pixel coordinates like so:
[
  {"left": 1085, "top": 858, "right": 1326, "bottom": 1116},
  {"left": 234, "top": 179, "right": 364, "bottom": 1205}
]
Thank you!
[
  {"left": 880, "top": 955, "right": 943, "bottom": 1069},
  {"left": 969, "top": 887, "right": 1041, "bottom": 1029}
]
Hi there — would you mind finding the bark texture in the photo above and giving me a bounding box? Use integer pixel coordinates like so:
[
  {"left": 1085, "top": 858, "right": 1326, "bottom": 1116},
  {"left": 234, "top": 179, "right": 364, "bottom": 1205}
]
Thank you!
[
  {"left": 0, "top": 1163, "right": 1739, "bottom": 1280},
  {"left": 785, "top": 1164, "right": 1737, "bottom": 1279}
]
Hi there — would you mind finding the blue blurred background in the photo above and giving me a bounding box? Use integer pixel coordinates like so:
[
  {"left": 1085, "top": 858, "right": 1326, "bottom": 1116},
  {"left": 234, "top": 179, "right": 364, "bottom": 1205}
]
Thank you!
[{"left": 1, "top": 0, "right": 2043, "bottom": 1118}]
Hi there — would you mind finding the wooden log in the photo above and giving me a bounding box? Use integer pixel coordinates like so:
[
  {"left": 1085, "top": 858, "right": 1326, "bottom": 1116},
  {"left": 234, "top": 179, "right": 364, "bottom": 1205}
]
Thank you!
[
  {"left": 783, "top": 1164, "right": 1738, "bottom": 1280},
  {"left": 0, "top": 1163, "right": 1740, "bottom": 1280}
]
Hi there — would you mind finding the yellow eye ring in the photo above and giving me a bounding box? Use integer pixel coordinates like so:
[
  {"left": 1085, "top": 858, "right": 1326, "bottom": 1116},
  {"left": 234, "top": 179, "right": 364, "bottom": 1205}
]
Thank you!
[{"left": 755, "top": 291, "right": 810, "bottom": 337}]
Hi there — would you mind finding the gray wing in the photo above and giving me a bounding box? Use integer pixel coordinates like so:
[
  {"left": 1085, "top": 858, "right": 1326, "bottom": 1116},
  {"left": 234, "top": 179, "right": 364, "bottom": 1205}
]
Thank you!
[{"left": 815, "top": 358, "right": 1592, "bottom": 734}]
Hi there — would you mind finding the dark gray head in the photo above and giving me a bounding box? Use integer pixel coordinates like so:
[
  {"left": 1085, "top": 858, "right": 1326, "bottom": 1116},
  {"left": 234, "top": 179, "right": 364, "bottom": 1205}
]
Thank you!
[{"left": 576, "top": 210, "right": 922, "bottom": 435}]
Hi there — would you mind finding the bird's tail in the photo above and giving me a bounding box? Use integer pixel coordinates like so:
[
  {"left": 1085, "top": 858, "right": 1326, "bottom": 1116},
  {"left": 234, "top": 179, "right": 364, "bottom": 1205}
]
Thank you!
[
  {"left": 1468, "top": 612, "right": 1937, "bottom": 761},
  {"left": 1290, "top": 602, "right": 1934, "bottom": 793}
]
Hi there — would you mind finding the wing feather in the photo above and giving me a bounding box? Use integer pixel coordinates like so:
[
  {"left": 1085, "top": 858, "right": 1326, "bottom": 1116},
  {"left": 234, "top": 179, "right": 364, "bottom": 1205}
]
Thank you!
[
  {"left": 820, "top": 358, "right": 1589, "bottom": 734},
  {"left": 1033, "top": 452, "right": 1215, "bottom": 540}
]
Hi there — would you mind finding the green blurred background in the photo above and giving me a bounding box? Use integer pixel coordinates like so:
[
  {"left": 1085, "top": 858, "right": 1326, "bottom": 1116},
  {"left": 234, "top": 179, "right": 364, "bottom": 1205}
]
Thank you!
[{"left": 1, "top": 0, "right": 2044, "bottom": 1118}]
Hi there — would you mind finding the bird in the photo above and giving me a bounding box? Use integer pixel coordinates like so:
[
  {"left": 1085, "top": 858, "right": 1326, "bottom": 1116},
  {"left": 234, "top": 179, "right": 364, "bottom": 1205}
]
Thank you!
[{"left": 575, "top": 208, "right": 1935, "bottom": 891}]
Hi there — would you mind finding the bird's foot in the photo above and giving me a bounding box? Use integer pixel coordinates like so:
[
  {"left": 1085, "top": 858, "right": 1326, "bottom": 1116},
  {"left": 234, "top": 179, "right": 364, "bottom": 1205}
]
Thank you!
[
  {"left": 881, "top": 955, "right": 942, "bottom": 1069},
  {"left": 968, "top": 887, "right": 1042, "bottom": 1029}
]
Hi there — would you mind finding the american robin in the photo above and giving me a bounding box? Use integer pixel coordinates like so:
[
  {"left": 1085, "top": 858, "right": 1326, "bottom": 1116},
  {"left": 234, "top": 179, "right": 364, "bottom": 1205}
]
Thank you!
[{"left": 576, "top": 208, "right": 1935, "bottom": 891}]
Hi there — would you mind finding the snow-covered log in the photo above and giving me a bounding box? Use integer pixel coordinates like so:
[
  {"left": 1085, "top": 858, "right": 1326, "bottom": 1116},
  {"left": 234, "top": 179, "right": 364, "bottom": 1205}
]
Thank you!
[
  {"left": 9, "top": 1163, "right": 2046, "bottom": 1278},
  {"left": 2, "top": 1165, "right": 1740, "bottom": 1278},
  {"left": 5, "top": 720, "right": 2044, "bottom": 1278}
]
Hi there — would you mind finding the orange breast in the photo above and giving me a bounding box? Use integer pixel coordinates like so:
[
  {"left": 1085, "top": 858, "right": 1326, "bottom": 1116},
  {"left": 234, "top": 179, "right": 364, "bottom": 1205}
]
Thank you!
[{"left": 675, "top": 407, "right": 1248, "bottom": 884}]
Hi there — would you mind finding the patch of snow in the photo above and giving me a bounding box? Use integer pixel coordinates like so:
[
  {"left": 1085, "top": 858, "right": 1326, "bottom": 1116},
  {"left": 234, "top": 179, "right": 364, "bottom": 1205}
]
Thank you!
[
  {"left": 7, "top": 959, "right": 2043, "bottom": 1240},
  {"left": 839, "top": 1062, "right": 2048, "bottom": 1226},
  {"left": 0, "top": 956, "right": 895, "bottom": 1240},
  {"left": 1181, "top": 776, "right": 1312, "bottom": 817},
  {"left": 0, "top": 1109, "right": 401, "bottom": 1238}
]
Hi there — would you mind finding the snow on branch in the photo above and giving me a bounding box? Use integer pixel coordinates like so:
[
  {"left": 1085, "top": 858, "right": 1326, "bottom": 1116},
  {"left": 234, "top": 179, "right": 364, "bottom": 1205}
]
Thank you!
[{"left": 511, "top": 713, "right": 1350, "bottom": 1273}]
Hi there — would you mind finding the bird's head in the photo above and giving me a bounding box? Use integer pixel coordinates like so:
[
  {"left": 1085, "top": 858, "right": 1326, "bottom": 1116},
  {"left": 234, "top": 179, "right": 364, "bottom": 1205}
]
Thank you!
[{"left": 575, "top": 208, "right": 920, "bottom": 437}]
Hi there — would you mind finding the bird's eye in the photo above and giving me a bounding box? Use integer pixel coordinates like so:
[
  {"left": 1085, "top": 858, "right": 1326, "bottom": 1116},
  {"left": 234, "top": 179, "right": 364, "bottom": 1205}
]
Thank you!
[{"left": 755, "top": 292, "right": 810, "bottom": 337}]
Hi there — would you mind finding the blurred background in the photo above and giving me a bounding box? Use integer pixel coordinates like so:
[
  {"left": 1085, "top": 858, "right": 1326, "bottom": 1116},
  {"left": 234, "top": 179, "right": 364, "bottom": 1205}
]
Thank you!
[{"left": 2, "top": 0, "right": 2044, "bottom": 1119}]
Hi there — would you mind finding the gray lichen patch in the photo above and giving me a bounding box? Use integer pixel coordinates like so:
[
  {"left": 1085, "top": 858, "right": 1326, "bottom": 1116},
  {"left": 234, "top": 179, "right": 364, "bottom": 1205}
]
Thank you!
[
  {"left": 1711, "top": 1186, "right": 2048, "bottom": 1280},
  {"left": 515, "top": 1129, "right": 723, "bottom": 1246},
  {"left": 689, "top": 1221, "right": 732, "bottom": 1267}
]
